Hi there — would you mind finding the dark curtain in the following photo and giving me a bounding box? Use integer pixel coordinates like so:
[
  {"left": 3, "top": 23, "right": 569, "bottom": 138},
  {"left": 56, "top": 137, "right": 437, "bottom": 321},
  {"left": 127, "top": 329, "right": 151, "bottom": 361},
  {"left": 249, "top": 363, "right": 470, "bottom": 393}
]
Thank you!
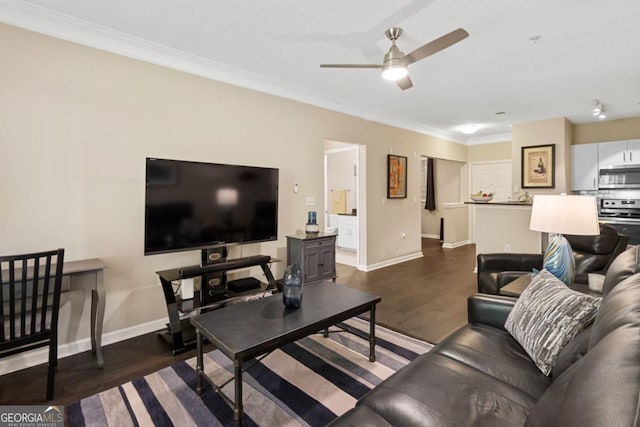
[{"left": 425, "top": 158, "right": 436, "bottom": 211}]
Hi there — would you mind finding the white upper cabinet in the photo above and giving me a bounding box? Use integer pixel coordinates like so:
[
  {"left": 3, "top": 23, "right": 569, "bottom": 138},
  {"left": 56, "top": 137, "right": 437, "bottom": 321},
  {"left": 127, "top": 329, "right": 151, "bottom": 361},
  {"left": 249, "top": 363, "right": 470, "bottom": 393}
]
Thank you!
[
  {"left": 571, "top": 144, "right": 598, "bottom": 191},
  {"left": 599, "top": 140, "right": 640, "bottom": 168},
  {"left": 598, "top": 140, "right": 627, "bottom": 168},
  {"left": 628, "top": 139, "right": 640, "bottom": 164}
]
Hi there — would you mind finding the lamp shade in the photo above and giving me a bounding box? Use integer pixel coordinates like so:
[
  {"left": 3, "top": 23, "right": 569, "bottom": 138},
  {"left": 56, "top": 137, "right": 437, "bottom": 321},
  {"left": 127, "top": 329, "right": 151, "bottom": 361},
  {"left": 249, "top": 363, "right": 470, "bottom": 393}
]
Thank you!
[
  {"left": 530, "top": 194, "right": 600, "bottom": 286},
  {"left": 529, "top": 195, "right": 600, "bottom": 236}
]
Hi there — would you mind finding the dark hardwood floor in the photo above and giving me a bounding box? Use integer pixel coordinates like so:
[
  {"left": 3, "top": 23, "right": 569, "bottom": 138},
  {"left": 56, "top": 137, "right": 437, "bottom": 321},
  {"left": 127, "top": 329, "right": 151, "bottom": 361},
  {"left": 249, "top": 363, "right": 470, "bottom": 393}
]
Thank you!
[
  {"left": 0, "top": 238, "right": 477, "bottom": 406},
  {"left": 337, "top": 238, "right": 477, "bottom": 343}
]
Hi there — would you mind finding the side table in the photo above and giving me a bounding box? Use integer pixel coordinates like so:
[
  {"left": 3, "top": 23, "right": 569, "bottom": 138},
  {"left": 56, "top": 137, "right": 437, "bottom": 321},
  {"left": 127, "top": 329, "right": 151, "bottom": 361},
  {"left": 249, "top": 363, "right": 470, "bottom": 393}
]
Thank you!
[{"left": 499, "top": 273, "right": 601, "bottom": 298}]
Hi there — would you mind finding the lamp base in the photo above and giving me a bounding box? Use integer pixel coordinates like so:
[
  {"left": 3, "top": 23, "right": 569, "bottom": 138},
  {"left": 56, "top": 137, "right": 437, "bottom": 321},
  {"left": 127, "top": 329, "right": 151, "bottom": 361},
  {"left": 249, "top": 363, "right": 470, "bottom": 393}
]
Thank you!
[{"left": 543, "top": 234, "right": 575, "bottom": 286}]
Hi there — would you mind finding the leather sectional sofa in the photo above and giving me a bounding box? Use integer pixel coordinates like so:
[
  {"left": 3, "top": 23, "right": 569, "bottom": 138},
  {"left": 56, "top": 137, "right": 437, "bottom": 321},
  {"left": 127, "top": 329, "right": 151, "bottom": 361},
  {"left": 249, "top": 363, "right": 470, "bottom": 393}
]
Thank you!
[
  {"left": 477, "top": 223, "right": 628, "bottom": 295},
  {"left": 329, "top": 246, "right": 640, "bottom": 426}
]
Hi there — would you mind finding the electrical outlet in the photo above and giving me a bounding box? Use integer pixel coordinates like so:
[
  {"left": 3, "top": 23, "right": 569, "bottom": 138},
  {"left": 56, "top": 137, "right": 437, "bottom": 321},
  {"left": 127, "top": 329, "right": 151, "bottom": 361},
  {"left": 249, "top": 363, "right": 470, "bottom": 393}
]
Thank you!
[
  {"left": 401, "top": 232, "right": 407, "bottom": 240},
  {"left": 305, "top": 196, "right": 316, "bottom": 206},
  {"left": 504, "top": 244, "right": 511, "bottom": 252}
]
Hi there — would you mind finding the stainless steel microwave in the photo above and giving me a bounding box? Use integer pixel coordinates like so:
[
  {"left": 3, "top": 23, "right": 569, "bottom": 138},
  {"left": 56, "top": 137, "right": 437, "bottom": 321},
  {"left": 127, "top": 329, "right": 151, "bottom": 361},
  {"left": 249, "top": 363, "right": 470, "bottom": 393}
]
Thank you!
[{"left": 599, "top": 164, "right": 640, "bottom": 189}]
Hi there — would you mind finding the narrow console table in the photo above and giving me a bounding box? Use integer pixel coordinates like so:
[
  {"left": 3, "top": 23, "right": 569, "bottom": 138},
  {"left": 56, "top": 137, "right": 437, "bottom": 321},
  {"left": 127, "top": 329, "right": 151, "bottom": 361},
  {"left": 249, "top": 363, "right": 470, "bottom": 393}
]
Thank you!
[
  {"left": 156, "top": 255, "right": 278, "bottom": 355},
  {"left": 1, "top": 258, "right": 106, "bottom": 368},
  {"left": 63, "top": 259, "right": 107, "bottom": 368}
]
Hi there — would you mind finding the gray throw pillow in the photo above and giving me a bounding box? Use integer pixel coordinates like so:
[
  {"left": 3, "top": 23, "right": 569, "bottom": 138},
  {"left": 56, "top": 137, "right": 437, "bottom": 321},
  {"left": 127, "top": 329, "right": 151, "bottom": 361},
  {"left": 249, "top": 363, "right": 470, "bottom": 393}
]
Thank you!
[{"left": 505, "top": 269, "right": 601, "bottom": 375}]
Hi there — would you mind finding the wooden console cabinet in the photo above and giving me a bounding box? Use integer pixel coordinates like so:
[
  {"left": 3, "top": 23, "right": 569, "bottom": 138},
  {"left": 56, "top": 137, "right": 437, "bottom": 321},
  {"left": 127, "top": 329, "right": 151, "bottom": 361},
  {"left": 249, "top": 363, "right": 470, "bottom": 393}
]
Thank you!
[{"left": 286, "top": 233, "right": 337, "bottom": 284}]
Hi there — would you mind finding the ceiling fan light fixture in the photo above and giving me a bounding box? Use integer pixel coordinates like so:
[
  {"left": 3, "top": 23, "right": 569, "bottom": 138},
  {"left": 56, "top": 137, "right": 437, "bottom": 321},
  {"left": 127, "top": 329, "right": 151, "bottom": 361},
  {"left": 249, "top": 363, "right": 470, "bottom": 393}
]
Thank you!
[
  {"left": 458, "top": 124, "right": 481, "bottom": 135},
  {"left": 320, "top": 27, "right": 469, "bottom": 90},
  {"left": 381, "top": 64, "right": 408, "bottom": 81}
]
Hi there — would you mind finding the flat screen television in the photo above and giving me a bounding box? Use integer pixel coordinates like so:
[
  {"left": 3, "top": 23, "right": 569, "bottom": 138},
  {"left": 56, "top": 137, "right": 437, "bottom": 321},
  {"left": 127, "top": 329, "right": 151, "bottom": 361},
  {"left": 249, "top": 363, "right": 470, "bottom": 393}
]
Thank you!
[{"left": 144, "top": 158, "right": 279, "bottom": 255}]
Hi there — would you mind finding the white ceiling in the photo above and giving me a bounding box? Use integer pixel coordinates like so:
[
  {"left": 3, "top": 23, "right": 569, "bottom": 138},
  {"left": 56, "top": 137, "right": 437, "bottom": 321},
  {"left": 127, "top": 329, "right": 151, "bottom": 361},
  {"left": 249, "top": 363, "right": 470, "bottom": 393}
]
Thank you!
[{"left": 2, "top": 0, "right": 640, "bottom": 144}]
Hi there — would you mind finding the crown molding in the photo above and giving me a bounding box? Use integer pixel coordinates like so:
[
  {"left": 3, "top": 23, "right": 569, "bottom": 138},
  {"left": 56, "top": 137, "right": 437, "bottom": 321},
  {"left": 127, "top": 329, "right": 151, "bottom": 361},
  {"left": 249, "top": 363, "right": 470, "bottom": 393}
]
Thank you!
[
  {"left": 0, "top": 0, "right": 470, "bottom": 145},
  {"left": 466, "top": 132, "right": 513, "bottom": 145}
]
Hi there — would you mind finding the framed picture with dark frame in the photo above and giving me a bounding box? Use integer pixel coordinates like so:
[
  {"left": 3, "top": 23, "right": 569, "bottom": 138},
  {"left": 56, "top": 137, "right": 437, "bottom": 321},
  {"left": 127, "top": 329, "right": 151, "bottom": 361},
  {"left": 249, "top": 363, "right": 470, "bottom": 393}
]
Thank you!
[
  {"left": 387, "top": 154, "right": 407, "bottom": 198},
  {"left": 521, "top": 144, "right": 555, "bottom": 188}
]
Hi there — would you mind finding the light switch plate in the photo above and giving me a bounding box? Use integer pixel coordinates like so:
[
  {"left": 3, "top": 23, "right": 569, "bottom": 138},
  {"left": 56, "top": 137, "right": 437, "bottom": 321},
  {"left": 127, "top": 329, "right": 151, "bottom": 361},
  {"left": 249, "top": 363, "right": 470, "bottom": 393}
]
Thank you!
[{"left": 305, "top": 196, "right": 316, "bottom": 206}]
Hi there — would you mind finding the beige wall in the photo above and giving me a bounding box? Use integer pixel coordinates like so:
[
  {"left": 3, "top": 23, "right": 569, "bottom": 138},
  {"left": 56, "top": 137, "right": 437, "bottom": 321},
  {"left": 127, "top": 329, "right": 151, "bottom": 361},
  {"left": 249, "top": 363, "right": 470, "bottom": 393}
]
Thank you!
[
  {"left": 573, "top": 117, "right": 640, "bottom": 144},
  {"left": 442, "top": 204, "right": 469, "bottom": 247},
  {"left": 467, "top": 141, "right": 512, "bottom": 162},
  {"left": 0, "top": 23, "right": 468, "bottom": 350},
  {"left": 422, "top": 159, "right": 464, "bottom": 236},
  {"left": 512, "top": 117, "right": 571, "bottom": 195}
]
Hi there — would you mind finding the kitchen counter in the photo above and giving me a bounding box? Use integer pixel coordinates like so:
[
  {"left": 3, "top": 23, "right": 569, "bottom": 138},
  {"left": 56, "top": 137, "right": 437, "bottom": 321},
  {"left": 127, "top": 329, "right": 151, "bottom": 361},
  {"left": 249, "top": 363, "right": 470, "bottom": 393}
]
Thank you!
[
  {"left": 468, "top": 202, "right": 542, "bottom": 267},
  {"left": 465, "top": 201, "right": 532, "bottom": 206}
]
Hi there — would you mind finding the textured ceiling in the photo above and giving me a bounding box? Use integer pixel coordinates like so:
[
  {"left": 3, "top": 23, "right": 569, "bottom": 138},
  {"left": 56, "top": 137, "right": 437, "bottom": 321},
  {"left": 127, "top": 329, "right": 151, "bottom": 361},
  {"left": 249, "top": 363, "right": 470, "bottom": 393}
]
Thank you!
[{"left": 2, "top": 0, "right": 640, "bottom": 143}]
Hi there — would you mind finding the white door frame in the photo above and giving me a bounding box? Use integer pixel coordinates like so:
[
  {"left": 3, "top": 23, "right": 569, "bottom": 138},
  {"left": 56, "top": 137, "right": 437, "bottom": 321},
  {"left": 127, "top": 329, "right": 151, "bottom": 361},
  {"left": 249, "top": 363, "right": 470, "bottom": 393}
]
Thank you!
[{"left": 323, "top": 140, "right": 367, "bottom": 270}]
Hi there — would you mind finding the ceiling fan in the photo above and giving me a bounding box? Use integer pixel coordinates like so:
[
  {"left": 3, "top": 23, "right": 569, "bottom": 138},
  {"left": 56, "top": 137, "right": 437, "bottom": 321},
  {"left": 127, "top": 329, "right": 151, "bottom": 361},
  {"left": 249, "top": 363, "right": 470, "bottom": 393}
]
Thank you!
[{"left": 320, "top": 27, "right": 469, "bottom": 90}]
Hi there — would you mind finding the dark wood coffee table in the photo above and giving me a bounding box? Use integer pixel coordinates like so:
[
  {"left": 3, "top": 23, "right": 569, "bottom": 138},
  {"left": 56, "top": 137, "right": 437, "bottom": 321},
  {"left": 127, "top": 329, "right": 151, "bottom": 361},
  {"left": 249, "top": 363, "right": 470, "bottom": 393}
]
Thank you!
[{"left": 190, "top": 282, "right": 381, "bottom": 426}]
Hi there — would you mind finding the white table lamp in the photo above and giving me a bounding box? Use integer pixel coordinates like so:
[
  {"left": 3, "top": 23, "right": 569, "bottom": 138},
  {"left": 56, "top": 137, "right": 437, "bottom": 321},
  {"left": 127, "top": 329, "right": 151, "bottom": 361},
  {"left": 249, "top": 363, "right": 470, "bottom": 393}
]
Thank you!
[{"left": 529, "top": 194, "right": 600, "bottom": 285}]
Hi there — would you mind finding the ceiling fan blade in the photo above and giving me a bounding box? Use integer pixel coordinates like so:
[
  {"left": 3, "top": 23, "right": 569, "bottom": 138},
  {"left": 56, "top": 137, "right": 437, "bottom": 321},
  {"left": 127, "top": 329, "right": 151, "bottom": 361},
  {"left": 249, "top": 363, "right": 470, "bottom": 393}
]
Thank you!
[
  {"left": 405, "top": 28, "right": 469, "bottom": 65},
  {"left": 320, "top": 64, "right": 382, "bottom": 68},
  {"left": 396, "top": 75, "right": 413, "bottom": 90}
]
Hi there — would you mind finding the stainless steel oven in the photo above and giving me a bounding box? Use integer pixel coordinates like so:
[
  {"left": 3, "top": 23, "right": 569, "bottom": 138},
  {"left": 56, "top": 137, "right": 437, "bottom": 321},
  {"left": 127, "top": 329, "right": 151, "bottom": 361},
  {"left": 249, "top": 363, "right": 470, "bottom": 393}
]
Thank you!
[{"left": 598, "top": 198, "right": 640, "bottom": 244}]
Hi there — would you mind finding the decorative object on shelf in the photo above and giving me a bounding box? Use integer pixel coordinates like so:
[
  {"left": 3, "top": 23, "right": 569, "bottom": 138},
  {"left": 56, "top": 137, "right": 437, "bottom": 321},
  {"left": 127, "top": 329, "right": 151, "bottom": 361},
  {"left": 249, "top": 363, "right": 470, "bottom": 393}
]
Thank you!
[
  {"left": 529, "top": 194, "right": 600, "bottom": 285},
  {"left": 518, "top": 192, "right": 533, "bottom": 204},
  {"left": 305, "top": 211, "right": 320, "bottom": 234},
  {"left": 282, "top": 263, "right": 303, "bottom": 308},
  {"left": 387, "top": 154, "right": 408, "bottom": 198},
  {"left": 522, "top": 144, "right": 555, "bottom": 188},
  {"left": 470, "top": 191, "right": 494, "bottom": 202}
]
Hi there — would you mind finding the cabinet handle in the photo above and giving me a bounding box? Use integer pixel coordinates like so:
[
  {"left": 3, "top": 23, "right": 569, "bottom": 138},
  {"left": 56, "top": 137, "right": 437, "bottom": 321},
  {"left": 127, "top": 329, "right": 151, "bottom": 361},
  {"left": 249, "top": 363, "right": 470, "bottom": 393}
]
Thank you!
[
  {"left": 624, "top": 152, "right": 626, "bottom": 162},
  {"left": 631, "top": 151, "right": 633, "bottom": 162}
]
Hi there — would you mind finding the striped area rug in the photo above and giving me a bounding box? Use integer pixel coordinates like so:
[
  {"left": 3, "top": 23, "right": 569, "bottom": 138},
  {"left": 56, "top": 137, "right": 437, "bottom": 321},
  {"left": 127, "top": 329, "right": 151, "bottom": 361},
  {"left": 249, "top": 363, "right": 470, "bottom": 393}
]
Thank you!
[{"left": 68, "top": 317, "right": 433, "bottom": 426}]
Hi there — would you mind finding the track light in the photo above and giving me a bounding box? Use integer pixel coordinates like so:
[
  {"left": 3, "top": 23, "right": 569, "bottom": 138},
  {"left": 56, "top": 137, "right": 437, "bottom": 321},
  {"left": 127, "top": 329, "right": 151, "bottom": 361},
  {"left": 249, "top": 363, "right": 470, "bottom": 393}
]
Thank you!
[{"left": 593, "top": 101, "right": 605, "bottom": 118}]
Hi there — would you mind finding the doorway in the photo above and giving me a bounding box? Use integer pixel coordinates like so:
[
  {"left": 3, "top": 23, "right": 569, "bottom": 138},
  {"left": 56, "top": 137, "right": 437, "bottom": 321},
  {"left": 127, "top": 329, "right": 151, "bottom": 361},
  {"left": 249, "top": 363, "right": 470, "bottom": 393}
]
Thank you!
[{"left": 323, "top": 140, "right": 365, "bottom": 269}]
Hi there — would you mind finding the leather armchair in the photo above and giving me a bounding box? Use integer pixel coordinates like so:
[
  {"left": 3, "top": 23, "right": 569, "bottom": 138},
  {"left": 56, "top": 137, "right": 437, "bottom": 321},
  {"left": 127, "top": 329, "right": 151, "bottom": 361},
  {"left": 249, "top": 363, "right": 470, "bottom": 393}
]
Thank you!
[{"left": 477, "top": 223, "right": 629, "bottom": 294}]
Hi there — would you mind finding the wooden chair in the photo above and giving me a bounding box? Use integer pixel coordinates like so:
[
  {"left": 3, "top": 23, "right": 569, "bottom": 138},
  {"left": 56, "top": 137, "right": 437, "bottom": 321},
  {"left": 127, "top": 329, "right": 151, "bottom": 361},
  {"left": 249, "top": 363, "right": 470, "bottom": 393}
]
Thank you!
[{"left": 0, "top": 249, "right": 65, "bottom": 400}]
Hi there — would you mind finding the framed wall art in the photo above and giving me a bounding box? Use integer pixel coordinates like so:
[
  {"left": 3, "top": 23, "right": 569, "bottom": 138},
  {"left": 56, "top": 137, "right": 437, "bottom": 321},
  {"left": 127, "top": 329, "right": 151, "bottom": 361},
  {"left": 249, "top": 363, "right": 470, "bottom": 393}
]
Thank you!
[
  {"left": 521, "top": 144, "right": 555, "bottom": 188},
  {"left": 387, "top": 154, "right": 407, "bottom": 198}
]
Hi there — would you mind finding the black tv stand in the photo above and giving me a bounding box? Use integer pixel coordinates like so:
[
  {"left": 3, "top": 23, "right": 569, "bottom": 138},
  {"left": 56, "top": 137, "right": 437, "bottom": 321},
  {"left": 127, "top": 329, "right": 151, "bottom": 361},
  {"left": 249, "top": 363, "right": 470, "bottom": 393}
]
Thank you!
[{"left": 156, "top": 254, "right": 278, "bottom": 355}]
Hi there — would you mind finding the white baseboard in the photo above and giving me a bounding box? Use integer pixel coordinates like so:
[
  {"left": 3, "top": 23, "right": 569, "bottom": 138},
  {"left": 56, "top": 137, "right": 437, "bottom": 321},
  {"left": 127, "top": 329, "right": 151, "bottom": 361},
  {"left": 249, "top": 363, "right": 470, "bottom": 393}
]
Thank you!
[
  {"left": 442, "top": 240, "right": 472, "bottom": 249},
  {"left": 421, "top": 234, "right": 440, "bottom": 239},
  {"left": 363, "top": 251, "right": 424, "bottom": 272},
  {"left": 0, "top": 317, "right": 169, "bottom": 375}
]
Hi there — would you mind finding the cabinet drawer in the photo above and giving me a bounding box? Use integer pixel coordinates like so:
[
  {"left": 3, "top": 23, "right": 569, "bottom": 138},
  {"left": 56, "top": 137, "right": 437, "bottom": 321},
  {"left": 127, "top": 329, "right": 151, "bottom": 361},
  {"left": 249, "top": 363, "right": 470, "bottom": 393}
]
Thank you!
[{"left": 303, "top": 237, "right": 335, "bottom": 249}]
